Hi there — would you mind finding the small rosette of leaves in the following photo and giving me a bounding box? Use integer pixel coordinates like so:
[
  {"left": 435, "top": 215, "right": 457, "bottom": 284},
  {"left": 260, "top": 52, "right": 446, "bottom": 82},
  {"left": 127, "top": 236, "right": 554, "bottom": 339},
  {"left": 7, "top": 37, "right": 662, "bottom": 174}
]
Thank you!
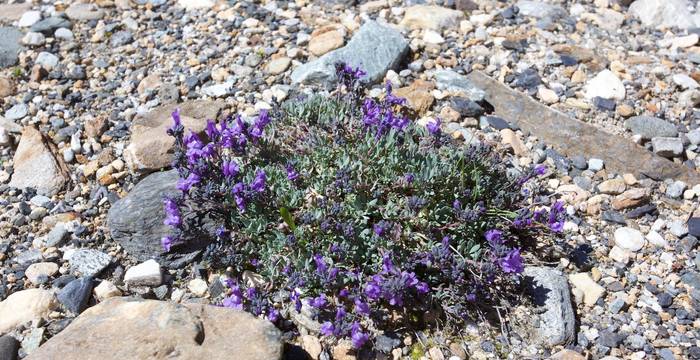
[{"left": 163, "top": 63, "right": 564, "bottom": 348}]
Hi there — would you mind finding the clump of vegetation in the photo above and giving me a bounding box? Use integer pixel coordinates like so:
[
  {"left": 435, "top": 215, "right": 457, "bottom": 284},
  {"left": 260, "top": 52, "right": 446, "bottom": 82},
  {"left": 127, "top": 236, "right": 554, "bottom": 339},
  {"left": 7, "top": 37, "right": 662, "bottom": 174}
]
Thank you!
[{"left": 163, "top": 63, "right": 563, "bottom": 348}]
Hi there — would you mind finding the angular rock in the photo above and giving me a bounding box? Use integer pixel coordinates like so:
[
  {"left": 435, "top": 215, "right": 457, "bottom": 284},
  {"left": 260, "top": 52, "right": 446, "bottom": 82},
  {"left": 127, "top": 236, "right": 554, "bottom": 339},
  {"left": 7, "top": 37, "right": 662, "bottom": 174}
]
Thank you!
[
  {"left": 583, "top": 70, "right": 625, "bottom": 100},
  {"left": 30, "top": 17, "right": 72, "bottom": 35},
  {"left": 689, "top": 217, "right": 700, "bottom": 237},
  {"left": 107, "top": 170, "right": 180, "bottom": 261},
  {"left": 124, "top": 100, "right": 224, "bottom": 172},
  {"left": 629, "top": 0, "right": 699, "bottom": 29},
  {"left": 291, "top": 21, "right": 408, "bottom": 88},
  {"left": 598, "top": 179, "right": 626, "bottom": 195},
  {"left": 308, "top": 30, "right": 344, "bottom": 56},
  {"left": 124, "top": 259, "right": 162, "bottom": 287},
  {"left": 9, "top": 127, "right": 70, "bottom": 196},
  {"left": 26, "top": 298, "right": 283, "bottom": 360},
  {"left": 612, "top": 188, "right": 649, "bottom": 210},
  {"left": 433, "top": 70, "right": 485, "bottom": 102},
  {"left": 516, "top": 0, "right": 567, "bottom": 19},
  {"left": 568, "top": 273, "right": 605, "bottom": 306},
  {"left": 625, "top": 116, "right": 678, "bottom": 140},
  {"left": 393, "top": 80, "right": 435, "bottom": 115},
  {"left": 464, "top": 71, "right": 700, "bottom": 184},
  {"left": 93, "top": 280, "right": 122, "bottom": 302},
  {"left": 0, "top": 289, "right": 57, "bottom": 334},
  {"left": 18, "top": 11, "right": 41, "bottom": 27},
  {"left": 68, "top": 249, "right": 112, "bottom": 277},
  {"left": 652, "top": 137, "right": 683, "bottom": 158},
  {"left": 0, "top": 27, "right": 23, "bottom": 68},
  {"left": 522, "top": 267, "right": 575, "bottom": 346},
  {"left": 399, "top": 5, "right": 464, "bottom": 31},
  {"left": 57, "top": 277, "right": 93, "bottom": 314}
]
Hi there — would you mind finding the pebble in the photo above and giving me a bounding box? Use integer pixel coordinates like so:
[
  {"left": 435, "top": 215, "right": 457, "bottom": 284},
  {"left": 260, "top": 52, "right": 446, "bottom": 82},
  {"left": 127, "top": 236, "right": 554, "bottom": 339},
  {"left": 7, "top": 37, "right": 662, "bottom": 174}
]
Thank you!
[
  {"left": 188, "top": 278, "right": 208, "bottom": 297},
  {"left": 124, "top": 259, "right": 162, "bottom": 287},
  {"left": 614, "top": 227, "right": 645, "bottom": 252},
  {"left": 68, "top": 249, "right": 112, "bottom": 277},
  {"left": 5, "top": 103, "right": 28, "bottom": 120},
  {"left": 652, "top": 137, "right": 683, "bottom": 158},
  {"left": 94, "top": 280, "right": 122, "bottom": 301},
  {"left": 25, "top": 262, "right": 59, "bottom": 284},
  {"left": 584, "top": 69, "right": 625, "bottom": 100},
  {"left": 569, "top": 273, "right": 606, "bottom": 306}
]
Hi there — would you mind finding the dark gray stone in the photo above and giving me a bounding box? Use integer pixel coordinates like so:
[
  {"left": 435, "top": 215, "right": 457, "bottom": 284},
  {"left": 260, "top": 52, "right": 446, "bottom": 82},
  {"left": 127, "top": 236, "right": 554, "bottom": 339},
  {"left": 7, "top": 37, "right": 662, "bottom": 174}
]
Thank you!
[
  {"left": 57, "top": 277, "right": 93, "bottom": 314},
  {"left": 31, "top": 17, "right": 72, "bottom": 35},
  {"left": 0, "top": 335, "right": 19, "bottom": 360},
  {"left": 107, "top": 170, "right": 179, "bottom": 261},
  {"left": 626, "top": 116, "right": 679, "bottom": 140},
  {"left": 0, "top": 27, "right": 23, "bottom": 68},
  {"left": 657, "top": 292, "right": 673, "bottom": 307},
  {"left": 465, "top": 71, "right": 700, "bottom": 184},
  {"left": 689, "top": 217, "right": 700, "bottom": 237},
  {"left": 522, "top": 267, "right": 575, "bottom": 346},
  {"left": 291, "top": 21, "right": 409, "bottom": 88},
  {"left": 46, "top": 223, "right": 70, "bottom": 247},
  {"left": 598, "top": 330, "right": 622, "bottom": 348},
  {"left": 449, "top": 97, "right": 483, "bottom": 117}
]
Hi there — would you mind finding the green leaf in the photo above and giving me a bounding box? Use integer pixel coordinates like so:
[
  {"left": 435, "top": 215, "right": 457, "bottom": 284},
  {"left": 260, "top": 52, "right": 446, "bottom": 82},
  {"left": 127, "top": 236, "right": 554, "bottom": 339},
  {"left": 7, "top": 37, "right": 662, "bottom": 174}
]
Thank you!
[{"left": 280, "top": 207, "right": 296, "bottom": 231}]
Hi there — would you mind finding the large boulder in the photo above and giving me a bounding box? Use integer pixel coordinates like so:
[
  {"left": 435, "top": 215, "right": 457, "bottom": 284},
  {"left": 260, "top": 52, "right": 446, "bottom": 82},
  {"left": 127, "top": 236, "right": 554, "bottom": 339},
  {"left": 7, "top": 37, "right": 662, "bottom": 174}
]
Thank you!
[
  {"left": 521, "top": 267, "right": 576, "bottom": 346},
  {"left": 124, "top": 100, "right": 224, "bottom": 173},
  {"left": 26, "top": 297, "right": 283, "bottom": 360},
  {"left": 291, "top": 21, "right": 409, "bottom": 88},
  {"left": 9, "top": 127, "right": 70, "bottom": 196}
]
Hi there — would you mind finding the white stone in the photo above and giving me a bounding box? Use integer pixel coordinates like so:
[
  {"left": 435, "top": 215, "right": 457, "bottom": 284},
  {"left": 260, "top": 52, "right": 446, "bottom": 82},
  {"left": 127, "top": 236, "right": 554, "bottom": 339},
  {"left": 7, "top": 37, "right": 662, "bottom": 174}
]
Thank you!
[
  {"left": 422, "top": 30, "right": 444, "bottom": 44},
  {"left": 0, "top": 289, "right": 57, "bottom": 334},
  {"left": 94, "top": 280, "right": 122, "bottom": 301},
  {"left": 54, "top": 28, "right": 74, "bottom": 41},
  {"left": 609, "top": 246, "right": 630, "bottom": 263},
  {"left": 645, "top": 230, "right": 668, "bottom": 248},
  {"left": 538, "top": 86, "right": 559, "bottom": 104},
  {"left": 588, "top": 158, "right": 604, "bottom": 171},
  {"left": 629, "top": 0, "right": 700, "bottom": 29},
  {"left": 671, "top": 34, "right": 699, "bottom": 48},
  {"left": 124, "top": 259, "right": 162, "bottom": 287},
  {"left": 25, "top": 262, "right": 59, "bottom": 284},
  {"left": 22, "top": 32, "right": 45, "bottom": 46},
  {"left": 568, "top": 273, "right": 605, "bottom": 307},
  {"left": 614, "top": 227, "right": 645, "bottom": 252},
  {"left": 673, "top": 74, "right": 699, "bottom": 89},
  {"left": 188, "top": 279, "right": 208, "bottom": 297},
  {"left": 177, "top": 0, "right": 215, "bottom": 10},
  {"left": 584, "top": 70, "right": 625, "bottom": 100},
  {"left": 18, "top": 11, "right": 41, "bottom": 27}
]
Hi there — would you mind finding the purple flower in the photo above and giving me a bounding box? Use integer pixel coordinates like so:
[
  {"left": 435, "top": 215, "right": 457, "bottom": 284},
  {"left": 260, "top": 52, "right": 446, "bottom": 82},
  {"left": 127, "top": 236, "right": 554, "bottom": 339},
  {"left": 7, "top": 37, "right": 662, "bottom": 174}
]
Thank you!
[
  {"left": 320, "top": 321, "right": 335, "bottom": 336},
  {"left": 550, "top": 221, "right": 564, "bottom": 232},
  {"left": 163, "top": 197, "right": 181, "bottom": 227},
  {"left": 484, "top": 229, "right": 503, "bottom": 246},
  {"left": 205, "top": 119, "right": 219, "bottom": 139},
  {"left": 426, "top": 117, "right": 441, "bottom": 135},
  {"left": 161, "top": 235, "right": 174, "bottom": 252},
  {"left": 313, "top": 254, "right": 327, "bottom": 274},
  {"left": 534, "top": 164, "right": 547, "bottom": 175},
  {"left": 415, "top": 282, "right": 430, "bottom": 294},
  {"left": 500, "top": 248, "right": 524, "bottom": 274},
  {"left": 373, "top": 221, "right": 391, "bottom": 237},
  {"left": 350, "top": 322, "right": 369, "bottom": 348},
  {"left": 354, "top": 298, "right": 370, "bottom": 315},
  {"left": 222, "top": 160, "right": 239, "bottom": 178},
  {"left": 286, "top": 164, "right": 300, "bottom": 181},
  {"left": 404, "top": 173, "right": 414, "bottom": 184},
  {"left": 169, "top": 108, "right": 182, "bottom": 133},
  {"left": 365, "top": 282, "right": 381, "bottom": 299},
  {"left": 251, "top": 170, "right": 266, "bottom": 193},
  {"left": 310, "top": 294, "right": 327, "bottom": 308},
  {"left": 177, "top": 173, "right": 201, "bottom": 193},
  {"left": 267, "top": 309, "right": 279, "bottom": 322},
  {"left": 222, "top": 283, "right": 244, "bottom": 310}
]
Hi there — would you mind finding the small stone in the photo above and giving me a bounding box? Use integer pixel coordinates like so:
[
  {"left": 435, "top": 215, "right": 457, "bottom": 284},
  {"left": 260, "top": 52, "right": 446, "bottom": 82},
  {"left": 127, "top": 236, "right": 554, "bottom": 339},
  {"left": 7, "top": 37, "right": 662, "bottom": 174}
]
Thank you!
[
  {"left": 669, "top": 221, "right": 688, "bottom": 237},
  {"left": 689, "top": 217, "right": 700, "bottom": 237},
  {"left": 666, "top": 180, "right": 687, "bottom": 198},
  {"left": 646, "top": 230, "right": 668, "bottom": 248},
  {"left": 671, "top": 33, "right": 699, "bottom": 48},
  {"left": 584, "top": 69, "right": 625, "bottom": 100},
  {"left": 588, "top": 158, "right": 604, "bottom": 171},
  {"left": 18, "top": 11, "right": 41, "bottom": 27},
  {"left": 178, "top": 0, "right": 215, "bottom": 10},
  {"left": 400, "top": 5, "right": 465, "bottom": 31},
  {"left": 309, "top": 30, "right": 344, "bottom": 56},
  {"left": 652, "top": 137, "right": 683, "bottom": 158},
  {"left": 65, "top": 3, "right": 104, "bottom": 21},
  {"left": 54, "top": 28, "right": 73, "bottom": 41},
  {"left": 5, "top": 103, "right": 28, "bottom": 120},
  {"left": 673, "top": 74, "right": 699, "bottom": 89},
  {"left": 188, "top": 279, "right": 208, "bottom": 297},
  {"left": 94, "top": 280, "right": 122, "bottom": 301},
  {"left": 46, "top": 223, "right": 70, "bottom": 247},
  {"left": 422, "top": 30, "right": 444, "bottom": 44},
  {"left": 68, "top": 249, "right": 112, "bottom": 277},
  {"left": 538, "top": 86, "right": 559, "bottom": 104},
  {"left": 500, "top": 129, "right": 527, "bottom": 156},
  {"left": 0, "top": 289, "right": 57, "bottom": 334},
  {"left": 598, "top": 179, "right": 626, "bottom": 195},
  {"left": 0, "top": 77, "right": 15, "bottom": 97},
  {"left": 35, "top": 52, "right": 59, "bottom": 70},
  {"left": 22, "top": 32, "right": 45, "bottom": 46},
  {"left": 301, "top": 335, "right": 322, "bottom": 360},
  {"left": 25, "top": 262, "right": 59, "bottom": 284},
  {"left": 124, "top": 259, "right": 162, "bottom": 287},
  {"left": 0, "top": 335, "right": 20, "bottom": 360},
  {"left": 265, "top": 57, "right": 291, "bottom": 75},
  {"left": 57, "top": 277, "right": 94, "bottom": 314},
  {"left": 568, "top": 273, "right": 606, "bottom": 306},
  {"left": 550, "top": 350, "right": 585, "bottom": 360},
  {"left": 614, "top": 227, "right": 645, "bottom": 252},
  {"left": 9, "top": 127, "right": 69, "bottom": 196},
  {"left": 625, "top": 116, "right": 678, "bottom": 140}
]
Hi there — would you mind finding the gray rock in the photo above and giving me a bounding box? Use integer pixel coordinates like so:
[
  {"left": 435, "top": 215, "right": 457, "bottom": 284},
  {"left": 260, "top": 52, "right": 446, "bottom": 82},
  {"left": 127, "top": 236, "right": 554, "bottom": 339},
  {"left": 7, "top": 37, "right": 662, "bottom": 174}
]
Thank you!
[
  {"left": 110, "top": 31, "right": 133, "bottom": 47},
  {"left": 652, "top": 137, "right": 683, "bottom": 158},
  {"left": 666, "top": 180, "right": 687, "bottom": 199},
  {"left": 516, "top": 0, "right": 567, "bottom": 19},
  {"left": 682, "top": 271, "right": 700, "bottom": 289},
  {"left": 14, "top": 249, "right": 42, "bottom": 266},
  {"left": 433, "top": 69, "right": 485, "bottom": 102},
  {"left": 0, "top": 335, "right": 19, "bottom": 360},
  {"left": 0, "top": 27, "right": 23, "bottom": 68},
  {"left": 30, "top": 17, "right": 72, "bottom": 35},
  {"left": 68, "top": 249, "right": 112, "bottom": 277},
  {"left": 107, "top": 170, "right": 179, "bottom": 261},
  {"left": 57, "top": 277, "right": 93, "bottom": 314},
  {"left": 20, "top": 328, "right": 43, "bottom": 354},
  {"left": 35, "top": 52, "right": 59, "bottom": 70},
  {"left": 522, "top": 267, "right": 575, "bottom": 346},
  {"left": 626, "top": 116, "right": 678, "bottom": 140},
  {"left": 688, "top": 128, "right": 700, "bottom": 146},
  {"left": 46, "top": 223, "right": 70, "bottom": 247},
  {"left": 291, "top": 21, "right": 409, "bottom": 88},
  {"left": 65, "top": 3, "right": 104, "bottom": 21},
  {"left": 5, "top": 103, "right": 28, "bottom": 120},
  {"left": 588, "top": 158, "right": 604, "bottom": 171}
]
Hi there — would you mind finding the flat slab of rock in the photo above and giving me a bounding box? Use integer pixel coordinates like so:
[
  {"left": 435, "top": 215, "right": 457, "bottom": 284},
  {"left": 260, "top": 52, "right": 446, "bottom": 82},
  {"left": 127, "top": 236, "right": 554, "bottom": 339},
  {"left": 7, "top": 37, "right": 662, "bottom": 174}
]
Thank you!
[
  {"left": 107, "top": 170, "right": 179, "bottom": 261},
  {"left": 522, "top": 267, "right": 575, "bottom": 346},
  {"left": 465, "top": 70, "right": 700, "bottom": 185},
  {"left": 291, "top": 21, "right": 409, "bottom": 88},
  {"left": 26, "top": 297, "right": 283, "bottom": 360},
  {"left": 0, "top": 289, "right": 58, "bottom": 335},
  {"left": 9, "top": 127, "right": 70, "bottom": 196},
  {"left": 124, "top": 100, "right": 224, "bottom": 172}
]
